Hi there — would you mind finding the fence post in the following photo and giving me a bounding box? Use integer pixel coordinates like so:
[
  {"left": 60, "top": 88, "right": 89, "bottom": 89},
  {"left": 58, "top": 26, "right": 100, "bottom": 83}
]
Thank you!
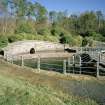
[
  {"left": 6, "top": 54, "right": 8, "bottom": 61},
  {"left": 81, "top": 47, "right": 83, "bottom": 53},
  {"left": 21, "top": 56, "right": 24, "bottom": 67},
  {"left": 68, "top": 57, "right": 70, "bottom": 68},
  {"left": 11, "top": 55, "right": 13, "bottom": 64},
  {"left": 73, "top": 55, "right": 75, "bottom": 74},
  {"left": 97, "top": 61, "right": 99, "bottom": 78},
  {"left": 99, "top": 52, "right": 101, "bottom": 63},
  {"left": 63, "top": 60, "right": 66, "bottom": 74},
  {"left": 37, "top": 57, "right": 40, "bottom": 72},
  {"left": 79, "top": 56, "right": 82, "bottom": 74},
  {"left": 64, "top": 44, "right": 65, "bottom": 52}
]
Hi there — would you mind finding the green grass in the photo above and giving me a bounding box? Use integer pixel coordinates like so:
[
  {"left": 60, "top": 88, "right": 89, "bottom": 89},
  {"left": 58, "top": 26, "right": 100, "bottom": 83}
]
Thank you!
[
  {"left": 0, "top": 60, "right": 98, "bottom": 105},
  {"left": 0, "top": 74, "right": 98, "bottom": 105}
]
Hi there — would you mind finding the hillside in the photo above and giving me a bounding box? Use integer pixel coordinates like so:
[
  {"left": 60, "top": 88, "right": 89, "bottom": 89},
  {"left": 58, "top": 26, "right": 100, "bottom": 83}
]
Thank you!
[
  {"left": 0, "top": 59, "right": 105, "bottom": 105},
  {"left": 0, "top": 1, "right": 105, "bottom": 49}
]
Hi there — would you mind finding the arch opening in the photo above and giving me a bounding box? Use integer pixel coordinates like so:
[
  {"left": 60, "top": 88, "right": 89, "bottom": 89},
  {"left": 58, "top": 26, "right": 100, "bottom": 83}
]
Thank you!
[
  {"left": 30, "top": 48, "right": 35, "bottom": 54},
  {"left": 0, "top": 50, "right": 4, "bottom": 56}
]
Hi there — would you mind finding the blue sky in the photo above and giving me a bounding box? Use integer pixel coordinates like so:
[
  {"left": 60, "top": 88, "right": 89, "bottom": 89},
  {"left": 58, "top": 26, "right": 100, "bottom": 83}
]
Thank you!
[{"left": 35, "top": 0, "right": 105, "bottom": 14}]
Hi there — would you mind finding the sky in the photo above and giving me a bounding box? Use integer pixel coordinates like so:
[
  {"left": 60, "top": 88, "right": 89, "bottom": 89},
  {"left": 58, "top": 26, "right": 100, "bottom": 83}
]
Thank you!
[{"left": 34, "top": 0, "right": 105, "bottom": 14}]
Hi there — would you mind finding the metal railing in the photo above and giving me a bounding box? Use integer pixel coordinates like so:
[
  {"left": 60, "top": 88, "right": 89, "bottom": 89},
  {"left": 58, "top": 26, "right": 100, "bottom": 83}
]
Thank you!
[
  {"left": 4, "top": 46, "right": 105, "bottom": 78},
  {"left": 4, "top": 54, "right": 105, "bottom": 78}
]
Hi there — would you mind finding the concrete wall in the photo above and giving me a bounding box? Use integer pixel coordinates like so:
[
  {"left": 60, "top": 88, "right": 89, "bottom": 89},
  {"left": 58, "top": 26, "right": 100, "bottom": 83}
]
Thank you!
[{"left": 3, "top": 40, "right": 64, "bottom": 58}]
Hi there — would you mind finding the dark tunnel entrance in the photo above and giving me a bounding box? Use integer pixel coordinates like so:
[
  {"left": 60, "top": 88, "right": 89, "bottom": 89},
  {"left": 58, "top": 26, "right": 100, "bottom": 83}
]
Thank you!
[
  {"left": 0, "top": 50, "right": 4, "bottom": 56},
  {"left": 30, "top": 48, "right": 35, "bottom": 54}
]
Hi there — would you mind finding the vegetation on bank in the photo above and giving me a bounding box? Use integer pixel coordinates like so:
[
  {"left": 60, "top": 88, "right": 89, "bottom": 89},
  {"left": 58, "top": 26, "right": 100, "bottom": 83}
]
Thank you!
[
  {"left": 0, "top": 60, "right": 98, "bottom": 105},
  {"left": 0, "top": 74, "right": 98, "bottom": 105},
  {"left": 0, "top": 0, "right": 105, "bottom": 48}
]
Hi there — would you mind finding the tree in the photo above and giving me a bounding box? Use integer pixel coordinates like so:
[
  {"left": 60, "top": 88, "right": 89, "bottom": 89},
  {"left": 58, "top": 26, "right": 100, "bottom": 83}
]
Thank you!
[
  {"left": 78, "top": 11, "right": 97, "bottom": 36},
  {"left": 70, "top": 14, "right": 78, "bottom": 32},
  {"left": 26, "top": 1, "right": 35, "bottom": 20},
  {"left": 34, "top": 2, "right": 48, "bottom": 23},
  {"left": 96, "top": 11, "right": 103, "bottom": 31},
  {"left": 49, "top": 11, "right": 57, "bottom": 23},
  {"left": 13, "top": 0, "right": 27, "bottom": 17},
  {"left": 0, "top": 0, "right": 8, "bottom": 35}
]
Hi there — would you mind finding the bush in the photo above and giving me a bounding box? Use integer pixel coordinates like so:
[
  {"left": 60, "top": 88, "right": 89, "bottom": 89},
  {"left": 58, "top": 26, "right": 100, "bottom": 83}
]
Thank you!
[
  {"left": 92, "top": 32, "right": 105, "bottom": 42},
  {"left": 43, "top": 35, "right": 59, "bottom": 42},
  {"left": 15, "top": 33, "right": 36, "bottom": 41},
  {"left": 51, "top": 27, "right": 67, "bottom": 37},
  {"left": 59, "top": 31, "right": 75, "bottom": 46},
  {"left": 8, "top": 35, "right": 18, "bottom": 43},
  {"left": 15, "top": 21, "right": 36, "bottom": 34},
  {"left": 0, "top": 35, "right": 8, "bottom": 48},
  {"left": 73, "top": 35, "right": 83, "bottom": 47},
  {"left": 37, "top": 28, "right": 50, "bottom": 36},
  {"left": 82, "top": 37, "right": 88, "bottom": 47}
]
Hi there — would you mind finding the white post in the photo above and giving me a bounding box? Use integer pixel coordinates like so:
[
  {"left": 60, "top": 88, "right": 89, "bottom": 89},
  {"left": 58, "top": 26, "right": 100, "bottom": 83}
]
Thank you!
[
  {"left": 81, "top": 47, "right": 82, "bottom": 54},
  {"left": 6, "top": 54, "right": 8, "bottom": 61},
  {"left": 99, "top": 53, "right": 101, "bottom": 63},
  {"left": 63, "top": 60, "right": 66, "bottom": 74},
  {"left": 97, "top": 61, "right": 99, "bottom": 78},
  {"left": 11, "top": 55, "right": 13, "bottom": 64},
  {"left": 73, "top": 55, "right": 75, "bottom": 74},
  {"left": 68, "top": 57, "right": 70, "bottom": 68},
  {"left": 37, "top": 57, "right": 40, "bottom": 72},
  {"left": 64, "top": 44, "right": 65, "bottom": 52},
  {"left": 79, "top": 56, "right": 82, "bottom": 74},
  {"left": 21, "top": 56, "right": 24, "bottom": 67}
]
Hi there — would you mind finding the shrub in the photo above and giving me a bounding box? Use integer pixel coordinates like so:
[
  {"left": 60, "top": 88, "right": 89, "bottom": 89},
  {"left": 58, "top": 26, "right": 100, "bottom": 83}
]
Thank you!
[
  {"left": 34, "top": 35, "right": 44, "bottom": 40},
  {"left": 50, "top": 28, "right": 61, "bottom": 36},
  {"left": 51, "top": 27, "right": 67, "bottom": 37},
  {"left": 37, "top": 28, "right": 50, "bottom": 36},
  {"left": 8, "top": 35, "right": 18, "bottom": 43},
  {"left": 15, "top": 21, "right": 36, "bottom": 34},
  {"left": 59, "top": 32, "right": 75, "bottom": 45},
  {"left": 43, "top": 35, "right": 59, "bottom": 42},
  {"left": 82, "top": 37, "right": 88, "bottom": 47},
  {"left": 73, "top": 35, "right": 83, "bottom": 47},
  {"left": 8, "top": 34, "right": 25, "bottom": 43},
  {"left": 92, "top": 32, "right": 105, "bottom": 42},
  {"left": 15, "top": 33, "right": 36, "bottom": 41},
  {"left": 0, "top": 35, "right": 8, "bottom": 48}
]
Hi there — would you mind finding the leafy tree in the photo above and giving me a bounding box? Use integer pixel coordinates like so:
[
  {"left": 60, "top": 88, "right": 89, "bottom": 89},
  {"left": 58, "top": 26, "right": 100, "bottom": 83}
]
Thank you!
[
  {"left": 49, "top": 11, "right": 57, "bottom": 23},
  {"left": 13, "top": 0, "right": 27, "bottom": 17},
  {"left": 70, "top": 14, "right": 79, "bottom": 32},
  {"left": 78, "top": 11, "right": 97, "bottom": 36},
  {"left": 0, "top": 0, "right": 8, "bottom": 35},
  {"left": 34, "top": 2, "right": 48, "bottom": 23},
  {"left": 96, "top": 11, "right": 103, "bottom": 31},
  {"left": 25, "top": 1, "right": 35, "bottom": 19}
]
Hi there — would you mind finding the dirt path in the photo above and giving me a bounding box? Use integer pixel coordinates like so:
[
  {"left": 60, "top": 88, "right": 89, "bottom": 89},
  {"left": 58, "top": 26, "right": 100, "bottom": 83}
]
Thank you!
[
  {"left": 0, "top": 59, "right": 105, "bottom": 105},
  {"left": 13, "top": 52, "right": 73, "bottom": 60}
]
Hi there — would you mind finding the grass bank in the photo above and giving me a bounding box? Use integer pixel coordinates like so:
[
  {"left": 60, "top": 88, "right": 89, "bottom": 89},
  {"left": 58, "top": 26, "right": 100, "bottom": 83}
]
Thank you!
[{"left": 0, "top": 59, "right": 102, "bottom": 105}]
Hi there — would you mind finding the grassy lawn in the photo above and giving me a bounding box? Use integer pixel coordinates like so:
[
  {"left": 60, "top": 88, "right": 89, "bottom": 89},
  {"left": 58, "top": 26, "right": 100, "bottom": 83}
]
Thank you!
[{"left": 0, "top": 59, "right": 102, "bottom": 105}]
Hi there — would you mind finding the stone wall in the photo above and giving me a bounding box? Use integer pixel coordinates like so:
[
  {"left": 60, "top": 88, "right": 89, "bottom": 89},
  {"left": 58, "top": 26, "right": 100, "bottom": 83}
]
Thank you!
[{"left": 3, "top": 40, "right": 64, "bottom": 58}]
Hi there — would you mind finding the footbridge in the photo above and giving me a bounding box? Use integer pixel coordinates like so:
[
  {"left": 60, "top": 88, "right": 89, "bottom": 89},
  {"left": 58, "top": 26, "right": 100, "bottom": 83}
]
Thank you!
[{"left": 69, "top": 47, "right": 105, "bottom": 77}]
